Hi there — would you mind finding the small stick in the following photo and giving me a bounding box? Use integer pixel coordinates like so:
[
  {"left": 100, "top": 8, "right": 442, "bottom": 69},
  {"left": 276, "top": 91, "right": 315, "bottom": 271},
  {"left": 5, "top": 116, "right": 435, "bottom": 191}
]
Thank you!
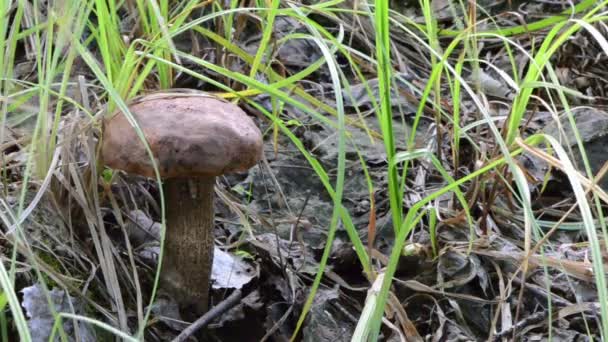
[{"left": 172, "top": 289, "right": 243, "bottom": 342}]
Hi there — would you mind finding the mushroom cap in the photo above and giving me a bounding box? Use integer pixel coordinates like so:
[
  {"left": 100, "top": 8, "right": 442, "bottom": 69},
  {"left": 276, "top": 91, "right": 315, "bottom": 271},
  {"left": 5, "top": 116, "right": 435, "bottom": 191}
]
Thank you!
[{"left": 102, "top": 91, "right": 263, "bottom": 178}]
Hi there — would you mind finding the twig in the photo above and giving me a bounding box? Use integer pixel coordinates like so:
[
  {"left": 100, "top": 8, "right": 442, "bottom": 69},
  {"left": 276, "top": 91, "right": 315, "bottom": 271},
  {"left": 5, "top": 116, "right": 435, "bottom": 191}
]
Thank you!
[{"left": 172, "top": 289, "right": 243, "bottom": 342}]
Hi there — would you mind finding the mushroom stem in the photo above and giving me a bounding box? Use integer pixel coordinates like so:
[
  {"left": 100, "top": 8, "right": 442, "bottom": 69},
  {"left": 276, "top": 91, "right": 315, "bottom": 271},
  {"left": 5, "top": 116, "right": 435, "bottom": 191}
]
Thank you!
[{"left": 163, "top": 177, "right": 215, "bottom": 314}]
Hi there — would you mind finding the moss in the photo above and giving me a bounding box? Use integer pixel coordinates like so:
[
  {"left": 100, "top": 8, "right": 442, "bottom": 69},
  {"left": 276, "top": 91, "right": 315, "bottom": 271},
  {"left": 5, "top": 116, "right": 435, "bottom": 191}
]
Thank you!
[{"left": 33, "top": 251, "right": 65, "bottom": 289}]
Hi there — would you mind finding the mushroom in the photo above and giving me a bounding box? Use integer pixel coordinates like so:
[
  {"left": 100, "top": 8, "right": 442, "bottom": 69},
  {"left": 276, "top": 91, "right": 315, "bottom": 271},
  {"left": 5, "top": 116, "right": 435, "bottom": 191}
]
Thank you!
[{"left": 101, "top": 90, "right": 263, "bottom": 313}]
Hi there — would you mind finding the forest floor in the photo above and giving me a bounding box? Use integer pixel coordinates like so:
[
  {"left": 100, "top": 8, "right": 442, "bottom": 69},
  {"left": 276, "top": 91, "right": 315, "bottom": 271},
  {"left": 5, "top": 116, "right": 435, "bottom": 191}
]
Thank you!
[{"left": 2, "top": 0, "right": 608, "bottom": 341}]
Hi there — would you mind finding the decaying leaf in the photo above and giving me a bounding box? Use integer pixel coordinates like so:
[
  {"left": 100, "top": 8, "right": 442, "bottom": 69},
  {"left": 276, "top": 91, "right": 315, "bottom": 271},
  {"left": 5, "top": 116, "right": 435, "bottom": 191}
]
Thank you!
[{"left": 21, "top": 284, "right": 95, "bottom": 342}]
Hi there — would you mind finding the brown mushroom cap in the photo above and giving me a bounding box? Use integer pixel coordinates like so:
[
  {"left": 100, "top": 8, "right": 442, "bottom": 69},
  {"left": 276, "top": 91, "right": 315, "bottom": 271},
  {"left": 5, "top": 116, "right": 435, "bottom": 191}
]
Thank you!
[{"left": 102, "top": 91, "right": 263, "bottom": 178}]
